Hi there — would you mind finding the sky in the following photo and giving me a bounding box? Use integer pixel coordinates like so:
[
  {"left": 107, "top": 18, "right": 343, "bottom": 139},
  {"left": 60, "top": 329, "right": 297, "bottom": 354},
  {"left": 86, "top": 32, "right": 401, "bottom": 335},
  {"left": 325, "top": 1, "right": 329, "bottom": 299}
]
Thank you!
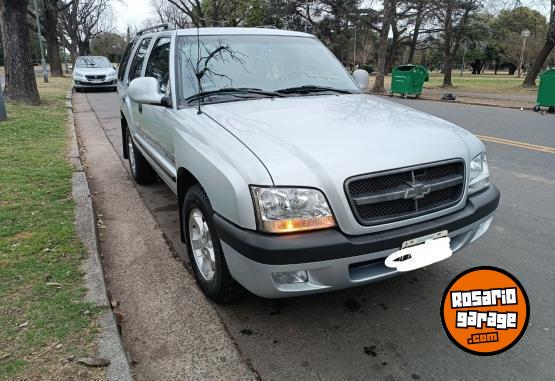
[
  {"left": 113, "top": 0, "right": 152, "bottom": 33},
  {"left": 113, "top": 0, "right": 551, "bottom": 34}
]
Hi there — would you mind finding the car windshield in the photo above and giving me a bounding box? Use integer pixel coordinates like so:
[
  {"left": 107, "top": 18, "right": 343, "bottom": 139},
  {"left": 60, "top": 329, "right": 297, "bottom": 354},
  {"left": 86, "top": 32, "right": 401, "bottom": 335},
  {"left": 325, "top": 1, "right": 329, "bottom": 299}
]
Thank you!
[
  {"left": 75, "top": 57, "right": 111, "bottom": 69},
  {"left": 176, "top": 34, "right": 359, "bottom": 103}
]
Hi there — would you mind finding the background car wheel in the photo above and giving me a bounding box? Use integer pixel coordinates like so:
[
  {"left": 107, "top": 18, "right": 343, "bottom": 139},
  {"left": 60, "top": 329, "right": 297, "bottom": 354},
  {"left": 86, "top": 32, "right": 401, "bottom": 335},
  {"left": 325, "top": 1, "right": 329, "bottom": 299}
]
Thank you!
[
  {"left": 126, "top": 129, "right": 157, "bottom": 184},
  {"left": 75, "top": 87, "right": 81, "bottom": 92},
  {"left": 183, "top": 185, "right": 243, "bottom": 303}
]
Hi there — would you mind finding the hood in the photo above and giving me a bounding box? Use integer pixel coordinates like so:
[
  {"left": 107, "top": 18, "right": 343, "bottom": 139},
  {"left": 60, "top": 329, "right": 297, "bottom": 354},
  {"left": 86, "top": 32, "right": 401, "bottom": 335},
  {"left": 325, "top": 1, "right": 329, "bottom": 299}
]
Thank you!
[
  {"left": 203, "top": 94, "right": 482, "bottom": 187},
  {"left": 73, "top": 67, "right": 115, "bottom": 76}
]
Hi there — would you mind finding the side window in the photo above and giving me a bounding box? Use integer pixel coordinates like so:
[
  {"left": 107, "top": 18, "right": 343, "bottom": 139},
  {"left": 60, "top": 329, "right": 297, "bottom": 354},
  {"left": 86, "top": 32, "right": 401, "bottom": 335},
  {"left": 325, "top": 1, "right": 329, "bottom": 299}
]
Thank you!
[
  {"left": 145, "top": 37, "right": 171, "bottom": 93},
  {"left": 127, "top": 37, "right": 152, "bottom": 84},
  {"left": 118, "top": 41, "right": 135, "bottom": 81}
]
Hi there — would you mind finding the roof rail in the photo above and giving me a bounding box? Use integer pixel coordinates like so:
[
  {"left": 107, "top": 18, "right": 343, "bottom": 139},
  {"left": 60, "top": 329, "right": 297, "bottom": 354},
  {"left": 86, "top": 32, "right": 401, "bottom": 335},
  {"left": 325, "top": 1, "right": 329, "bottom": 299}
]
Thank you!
[
  {"left": 136, "top": 23, "right": 175, "bottom": 36},
  {"left": 254, "top": 25, "right": 278, "bottom": 29}
]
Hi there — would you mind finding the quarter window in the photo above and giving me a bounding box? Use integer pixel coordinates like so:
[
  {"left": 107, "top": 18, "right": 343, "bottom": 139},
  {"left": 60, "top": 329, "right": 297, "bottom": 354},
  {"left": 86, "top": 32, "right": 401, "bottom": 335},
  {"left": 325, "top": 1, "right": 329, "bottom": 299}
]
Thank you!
[
  {"left": 145, "top": 37, "right": 171, "bottom": 93},
  {"left": 128, "top": 37, "right": 152, "bottom": 84}
]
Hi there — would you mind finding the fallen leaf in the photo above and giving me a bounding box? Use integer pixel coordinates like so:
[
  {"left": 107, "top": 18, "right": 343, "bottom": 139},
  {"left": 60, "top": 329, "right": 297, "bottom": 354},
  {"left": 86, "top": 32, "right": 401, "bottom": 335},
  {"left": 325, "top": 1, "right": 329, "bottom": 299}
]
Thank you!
[
  {"left": 77, "top": 357, "right": 110, "bottom": 367},
  {"left": 55, "top": 344, "right": 63, "bottom": 349},
  {"left": 110, "top": 299, "right": 119, "bottom": 308},
  {"left": 46, "top": 282, "right": 62, "bottom": 288},
  {"left": 114, "top": 311, "right": 125, "bottom": 324},
  {"left": 18, "top": 322, "right": 29, "bottom": 328}
]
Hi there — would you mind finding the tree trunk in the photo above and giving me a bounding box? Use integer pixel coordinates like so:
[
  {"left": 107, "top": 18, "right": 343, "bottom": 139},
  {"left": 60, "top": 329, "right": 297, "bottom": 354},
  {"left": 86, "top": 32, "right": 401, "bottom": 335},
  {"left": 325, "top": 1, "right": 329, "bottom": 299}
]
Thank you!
[
  {"left": 523, "top": 2, "right": 554, "bottom": 87},
  {"left": 0, "top": 1, "right": 9, "bottom": 88},
  {"left": 44, "top": 0, "right": 63, "bottom": 77},
  {"left": 407, "top": 2, "right": 423, "bottom": 64},
  {"left": 442, "top": 57, "right": 453, "bottom": 87},
  {"left": 3, "top": 0, "right": 40, "bottom": 105},
  {"left": 372, "top": 0, "right": 395, "bottom": 94},
  {"left": 508, "top": 63, "right": 516, "bottom": 75}
]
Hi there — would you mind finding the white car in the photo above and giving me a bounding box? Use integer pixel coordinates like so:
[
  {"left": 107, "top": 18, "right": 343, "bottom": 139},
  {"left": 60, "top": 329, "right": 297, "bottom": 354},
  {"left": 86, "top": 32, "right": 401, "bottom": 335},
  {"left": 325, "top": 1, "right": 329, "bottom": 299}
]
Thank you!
[{"left": 73, "top": 56, "right": 117, "bottom": 92}]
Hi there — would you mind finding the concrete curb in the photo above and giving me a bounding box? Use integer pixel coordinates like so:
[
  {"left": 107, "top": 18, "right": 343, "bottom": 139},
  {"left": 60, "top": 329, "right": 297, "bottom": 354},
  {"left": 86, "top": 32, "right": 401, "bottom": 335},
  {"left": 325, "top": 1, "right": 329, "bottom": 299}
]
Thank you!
[
  {"left": 374, "top": 93, "right": 534, "bottom": 111},
  {"left": 66, "top": 91, "right": 133, "bottom": 381}
]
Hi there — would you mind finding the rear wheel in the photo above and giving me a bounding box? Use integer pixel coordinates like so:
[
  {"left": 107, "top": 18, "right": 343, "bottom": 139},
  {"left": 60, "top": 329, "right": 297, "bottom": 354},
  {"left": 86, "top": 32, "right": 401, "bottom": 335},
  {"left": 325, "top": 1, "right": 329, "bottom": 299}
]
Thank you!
[
  {"left": 548, "top": 106, "right": 554, "bottom": 114},
  {"left": 183, "top": 185, "right": 242, "bottom": 303},
  {"left": 126, "top": 129, "right": 157, "bottom": 184}
]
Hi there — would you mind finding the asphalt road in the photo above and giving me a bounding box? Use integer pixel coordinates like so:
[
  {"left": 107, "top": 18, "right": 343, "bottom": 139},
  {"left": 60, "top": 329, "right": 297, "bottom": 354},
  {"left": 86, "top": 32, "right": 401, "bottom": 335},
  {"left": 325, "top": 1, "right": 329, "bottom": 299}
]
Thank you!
[{"left": 85, "top": 90, "right": 554, "bottom": 380}]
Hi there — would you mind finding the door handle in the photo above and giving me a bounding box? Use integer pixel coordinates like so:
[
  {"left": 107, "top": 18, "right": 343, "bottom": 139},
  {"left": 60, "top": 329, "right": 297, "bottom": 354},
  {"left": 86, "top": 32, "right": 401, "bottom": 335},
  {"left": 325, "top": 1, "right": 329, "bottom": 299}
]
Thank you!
[{"left": 138, "top": 104, "right": 143, "bottom": 114}]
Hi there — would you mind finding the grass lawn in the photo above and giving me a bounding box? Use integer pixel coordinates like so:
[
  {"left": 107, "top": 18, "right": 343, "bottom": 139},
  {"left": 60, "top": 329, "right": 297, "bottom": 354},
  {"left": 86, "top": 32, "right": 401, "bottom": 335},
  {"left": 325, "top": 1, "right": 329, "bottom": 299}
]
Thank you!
[
  {"left": 372, "top": 72, "right": 538, "bottom": 96},
  {"left": 0, "top": 77, "right": 104, "bottom": 380}
]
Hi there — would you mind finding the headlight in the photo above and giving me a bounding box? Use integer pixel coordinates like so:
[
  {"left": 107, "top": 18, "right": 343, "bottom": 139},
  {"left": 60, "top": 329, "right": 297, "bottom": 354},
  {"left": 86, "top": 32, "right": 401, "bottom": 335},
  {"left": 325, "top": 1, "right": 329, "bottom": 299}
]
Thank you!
[
  {"left": 468, "top": 152, "right": 490, "bottom": 195},
  {"left": 250, "top": 186, "right": 336, "bottom": 233},
  {"left": 73, "top": 71, "right": 83, "bottom": 78},
  {"left": 107, "top": 70, "right": 117, "bottom": 77}
]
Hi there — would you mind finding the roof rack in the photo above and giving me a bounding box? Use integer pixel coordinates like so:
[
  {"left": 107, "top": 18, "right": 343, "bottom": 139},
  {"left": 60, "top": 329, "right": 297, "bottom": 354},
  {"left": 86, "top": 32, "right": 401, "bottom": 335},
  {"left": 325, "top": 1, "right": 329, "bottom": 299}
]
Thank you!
[
  {"left": 136, "top": 23, "right": 176, "bottom": 36},
  {"left": 253, "top": 25, "right": 278, "bottom": 29}
]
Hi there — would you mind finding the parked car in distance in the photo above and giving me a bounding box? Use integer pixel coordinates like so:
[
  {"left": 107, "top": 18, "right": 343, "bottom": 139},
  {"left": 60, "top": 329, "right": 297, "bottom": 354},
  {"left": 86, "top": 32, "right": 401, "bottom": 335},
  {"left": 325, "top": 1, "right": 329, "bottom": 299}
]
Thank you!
[
  {"left": 118, "top": 26, "right": 500, "bottom": 302},
  {"left": 73, "top": 56, "right": 117, "bottom": 92}
]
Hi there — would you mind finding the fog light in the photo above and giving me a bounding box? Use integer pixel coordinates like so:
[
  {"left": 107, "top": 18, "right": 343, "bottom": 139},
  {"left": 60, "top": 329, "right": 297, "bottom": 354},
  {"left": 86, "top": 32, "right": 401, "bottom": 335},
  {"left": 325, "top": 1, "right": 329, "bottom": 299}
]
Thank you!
[
  {"left": 470, "top": 217, "right": 493, "bottom": 243},
  {"left": 272, "top": 270, "right": 308, "bottom": 284}
]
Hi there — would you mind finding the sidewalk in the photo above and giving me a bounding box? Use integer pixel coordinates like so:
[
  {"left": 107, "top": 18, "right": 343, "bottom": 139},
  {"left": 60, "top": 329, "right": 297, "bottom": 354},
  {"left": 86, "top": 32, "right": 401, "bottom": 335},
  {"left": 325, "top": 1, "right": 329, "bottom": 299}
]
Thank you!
[
  {"left": 416, "top": 88, "right": 537, "bottom": 109},
  {"left": 72, "top": 93, "right": 256, "bottom": 380}
]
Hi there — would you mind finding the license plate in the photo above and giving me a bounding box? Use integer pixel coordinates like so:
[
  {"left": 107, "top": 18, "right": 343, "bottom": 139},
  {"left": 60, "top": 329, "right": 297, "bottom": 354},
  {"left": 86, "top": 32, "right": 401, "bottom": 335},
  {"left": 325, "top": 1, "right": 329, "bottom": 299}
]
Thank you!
[
  {"left": 401, "top": 230, "right": 448, "bottom": 249},
  {"left": 91, "top": 79, "right": 103, "bottom": 83},
  {"left": 385, "top": 231, "right": 452, "bottom": 272}
]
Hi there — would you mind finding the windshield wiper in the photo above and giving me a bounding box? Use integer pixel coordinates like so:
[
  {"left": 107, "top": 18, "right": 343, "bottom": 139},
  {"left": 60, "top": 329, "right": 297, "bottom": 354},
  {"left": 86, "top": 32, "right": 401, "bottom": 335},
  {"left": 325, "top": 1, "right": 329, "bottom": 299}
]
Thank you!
[
  {"left": 185, "top": 87, "right": 282, "bottom": 104},
  {"left": 275, "top": 85, "right": 354, "bottom": 95}
]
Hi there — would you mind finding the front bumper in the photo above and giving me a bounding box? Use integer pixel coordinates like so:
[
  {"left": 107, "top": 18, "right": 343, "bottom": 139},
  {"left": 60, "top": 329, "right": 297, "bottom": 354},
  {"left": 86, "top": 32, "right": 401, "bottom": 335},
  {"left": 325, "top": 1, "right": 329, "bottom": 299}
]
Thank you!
[
  {"left": 215, "top": 185, "right": 500, "bottom": 298},
  {"left": 74, "top": 79, "right": 117, "bottom": 88}
]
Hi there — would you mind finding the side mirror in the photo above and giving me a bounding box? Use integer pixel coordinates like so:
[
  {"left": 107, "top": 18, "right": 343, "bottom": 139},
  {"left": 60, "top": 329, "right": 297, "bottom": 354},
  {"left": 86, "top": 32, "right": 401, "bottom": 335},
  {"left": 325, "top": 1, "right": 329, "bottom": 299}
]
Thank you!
[
  {"left": 352, "top": 69, "right": 370, "bottom": 90},
  {"left": 128, "top": 77, "right": 163, "bottom": 105}
]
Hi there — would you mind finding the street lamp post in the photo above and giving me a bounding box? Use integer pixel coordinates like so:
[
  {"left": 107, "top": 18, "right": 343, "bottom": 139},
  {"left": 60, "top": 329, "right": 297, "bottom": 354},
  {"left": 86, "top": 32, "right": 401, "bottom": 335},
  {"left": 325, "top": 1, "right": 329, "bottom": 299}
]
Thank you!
[
  {"left": 32, "top": 0, "right": 48, "bottom": 83},
  {"left": 518, "top": 30, "right": 530, "bottom": 77}
]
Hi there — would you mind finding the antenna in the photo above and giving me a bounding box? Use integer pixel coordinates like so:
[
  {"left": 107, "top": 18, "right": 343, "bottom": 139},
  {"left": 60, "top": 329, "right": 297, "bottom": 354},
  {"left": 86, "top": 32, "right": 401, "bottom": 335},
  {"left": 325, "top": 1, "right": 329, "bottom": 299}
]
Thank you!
[{"left": 196, "top": 25, "right": 202, "bottom": 115}]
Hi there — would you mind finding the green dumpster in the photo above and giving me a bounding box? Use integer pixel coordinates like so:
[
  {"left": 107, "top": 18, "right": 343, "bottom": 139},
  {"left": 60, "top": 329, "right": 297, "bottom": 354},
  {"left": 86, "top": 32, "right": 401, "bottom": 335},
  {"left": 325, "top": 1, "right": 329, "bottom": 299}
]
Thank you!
[
  {"left": 390, "top": 64, "right": 429, "bottom": 98},
  {"left": 534, "top": 68, "right": 555, "bottom": 113}
]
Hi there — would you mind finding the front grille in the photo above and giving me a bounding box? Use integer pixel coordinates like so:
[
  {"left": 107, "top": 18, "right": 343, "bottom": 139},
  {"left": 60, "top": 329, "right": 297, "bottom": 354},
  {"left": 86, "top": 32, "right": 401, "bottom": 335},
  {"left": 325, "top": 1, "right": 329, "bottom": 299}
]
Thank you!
[
  {"left": 85, "top": 75, "right": 106, "bottom": 80},
  {"left": 345, "top": 160, "right": 465, "bottom": 226}
]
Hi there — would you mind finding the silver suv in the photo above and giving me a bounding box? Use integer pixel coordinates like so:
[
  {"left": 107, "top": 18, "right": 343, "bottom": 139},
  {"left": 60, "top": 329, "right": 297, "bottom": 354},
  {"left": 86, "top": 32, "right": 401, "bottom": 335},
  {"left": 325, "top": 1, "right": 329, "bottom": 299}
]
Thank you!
[{"left": 118, "top": 26, "right": 500, "bottom": 302}]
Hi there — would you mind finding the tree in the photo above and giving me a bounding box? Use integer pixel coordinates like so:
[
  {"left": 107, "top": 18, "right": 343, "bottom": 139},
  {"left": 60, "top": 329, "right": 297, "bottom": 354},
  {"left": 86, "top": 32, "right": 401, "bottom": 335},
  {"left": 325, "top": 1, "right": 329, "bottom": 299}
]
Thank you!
[
  {"left": 90, "top": 31, "right": 126, "bottom": 62},
  {"left": 42, "top": 0, "right": 74, "bottom": 77},
  {"left": 493, "top": 6, "right": 547, "bottom": 76},
  {"left": 523, "top": 0, "right": 555, "bottom": 86},
  {"left": 59, "top": 0, "right": 114, "bottom": 60},
  {"left": 433, "top": 0, "right": 480, "bottom": 87},
  {"left": 372, "top": 0, "right": 396, "bottom": 93},
  {"left": 0, "top": 0, "right": 40, "bottom": 105}
]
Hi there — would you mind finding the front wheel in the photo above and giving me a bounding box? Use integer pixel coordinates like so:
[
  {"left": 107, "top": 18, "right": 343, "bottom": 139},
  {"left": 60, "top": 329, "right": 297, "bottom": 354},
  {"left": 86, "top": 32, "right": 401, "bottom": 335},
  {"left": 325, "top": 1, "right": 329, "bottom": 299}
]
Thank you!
[
  {"left": 126, "top": 129, "right": 157, "bottom": 184},
  {"left": 548, "top": 106, "right": 555, "bottom": 114},
  {"left": 183, "top": 185, "right": 242, "bottom": 303}
]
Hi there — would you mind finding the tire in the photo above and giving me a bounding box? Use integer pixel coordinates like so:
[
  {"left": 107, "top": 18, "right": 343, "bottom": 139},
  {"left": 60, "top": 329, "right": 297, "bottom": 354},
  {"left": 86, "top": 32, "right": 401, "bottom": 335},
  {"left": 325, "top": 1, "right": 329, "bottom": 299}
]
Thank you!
[
  {"left": 533, "top": 105, "right": 541, "bottom": 112},
  {"left": 126, "top": 128, "right": 157, "bottom": 184},
  {"left": 75, "top": 87, "right": 81, "bottom": 93},
  {"left": 183, "top": 185, "right": 243, "bottom": 303},
  {"left": 548, "top": 106, "right": 555, "bottom": 114}
]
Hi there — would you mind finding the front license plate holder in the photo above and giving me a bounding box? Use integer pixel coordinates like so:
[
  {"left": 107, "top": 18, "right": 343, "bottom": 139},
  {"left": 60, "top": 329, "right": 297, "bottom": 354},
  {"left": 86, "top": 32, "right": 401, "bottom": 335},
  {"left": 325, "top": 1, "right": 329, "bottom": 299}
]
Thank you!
[{"left": 385, "top": 230, "right": 452, "bottom": 272}]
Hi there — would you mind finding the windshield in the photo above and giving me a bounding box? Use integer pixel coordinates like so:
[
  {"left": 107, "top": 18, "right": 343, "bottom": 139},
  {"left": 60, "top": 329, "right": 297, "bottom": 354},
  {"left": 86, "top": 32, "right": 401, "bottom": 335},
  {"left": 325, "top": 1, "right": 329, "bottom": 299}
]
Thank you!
[
  {"left": 75, "top": 57, "right": 111, "bottom": 69},
  {"left": 176, "top": 35, "right": 359, "bottom": 103}
]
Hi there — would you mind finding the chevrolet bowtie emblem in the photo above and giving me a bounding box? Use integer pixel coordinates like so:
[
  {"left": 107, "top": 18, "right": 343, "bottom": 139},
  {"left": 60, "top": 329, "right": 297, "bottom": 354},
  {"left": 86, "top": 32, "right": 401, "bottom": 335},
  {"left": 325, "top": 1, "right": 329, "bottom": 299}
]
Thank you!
[{"left": 404, "top": 182, "right": 431, "bottom": 200}]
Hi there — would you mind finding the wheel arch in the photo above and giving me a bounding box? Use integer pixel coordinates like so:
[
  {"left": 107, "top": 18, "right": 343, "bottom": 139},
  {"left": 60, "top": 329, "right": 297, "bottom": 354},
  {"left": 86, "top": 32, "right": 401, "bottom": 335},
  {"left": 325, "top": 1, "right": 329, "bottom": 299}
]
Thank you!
[
  {"left": 121, "top": 111, "right": 129, "bottom": 159},
  {"left": 177, "top": 167, "right": 201, "bottom": 243}
]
